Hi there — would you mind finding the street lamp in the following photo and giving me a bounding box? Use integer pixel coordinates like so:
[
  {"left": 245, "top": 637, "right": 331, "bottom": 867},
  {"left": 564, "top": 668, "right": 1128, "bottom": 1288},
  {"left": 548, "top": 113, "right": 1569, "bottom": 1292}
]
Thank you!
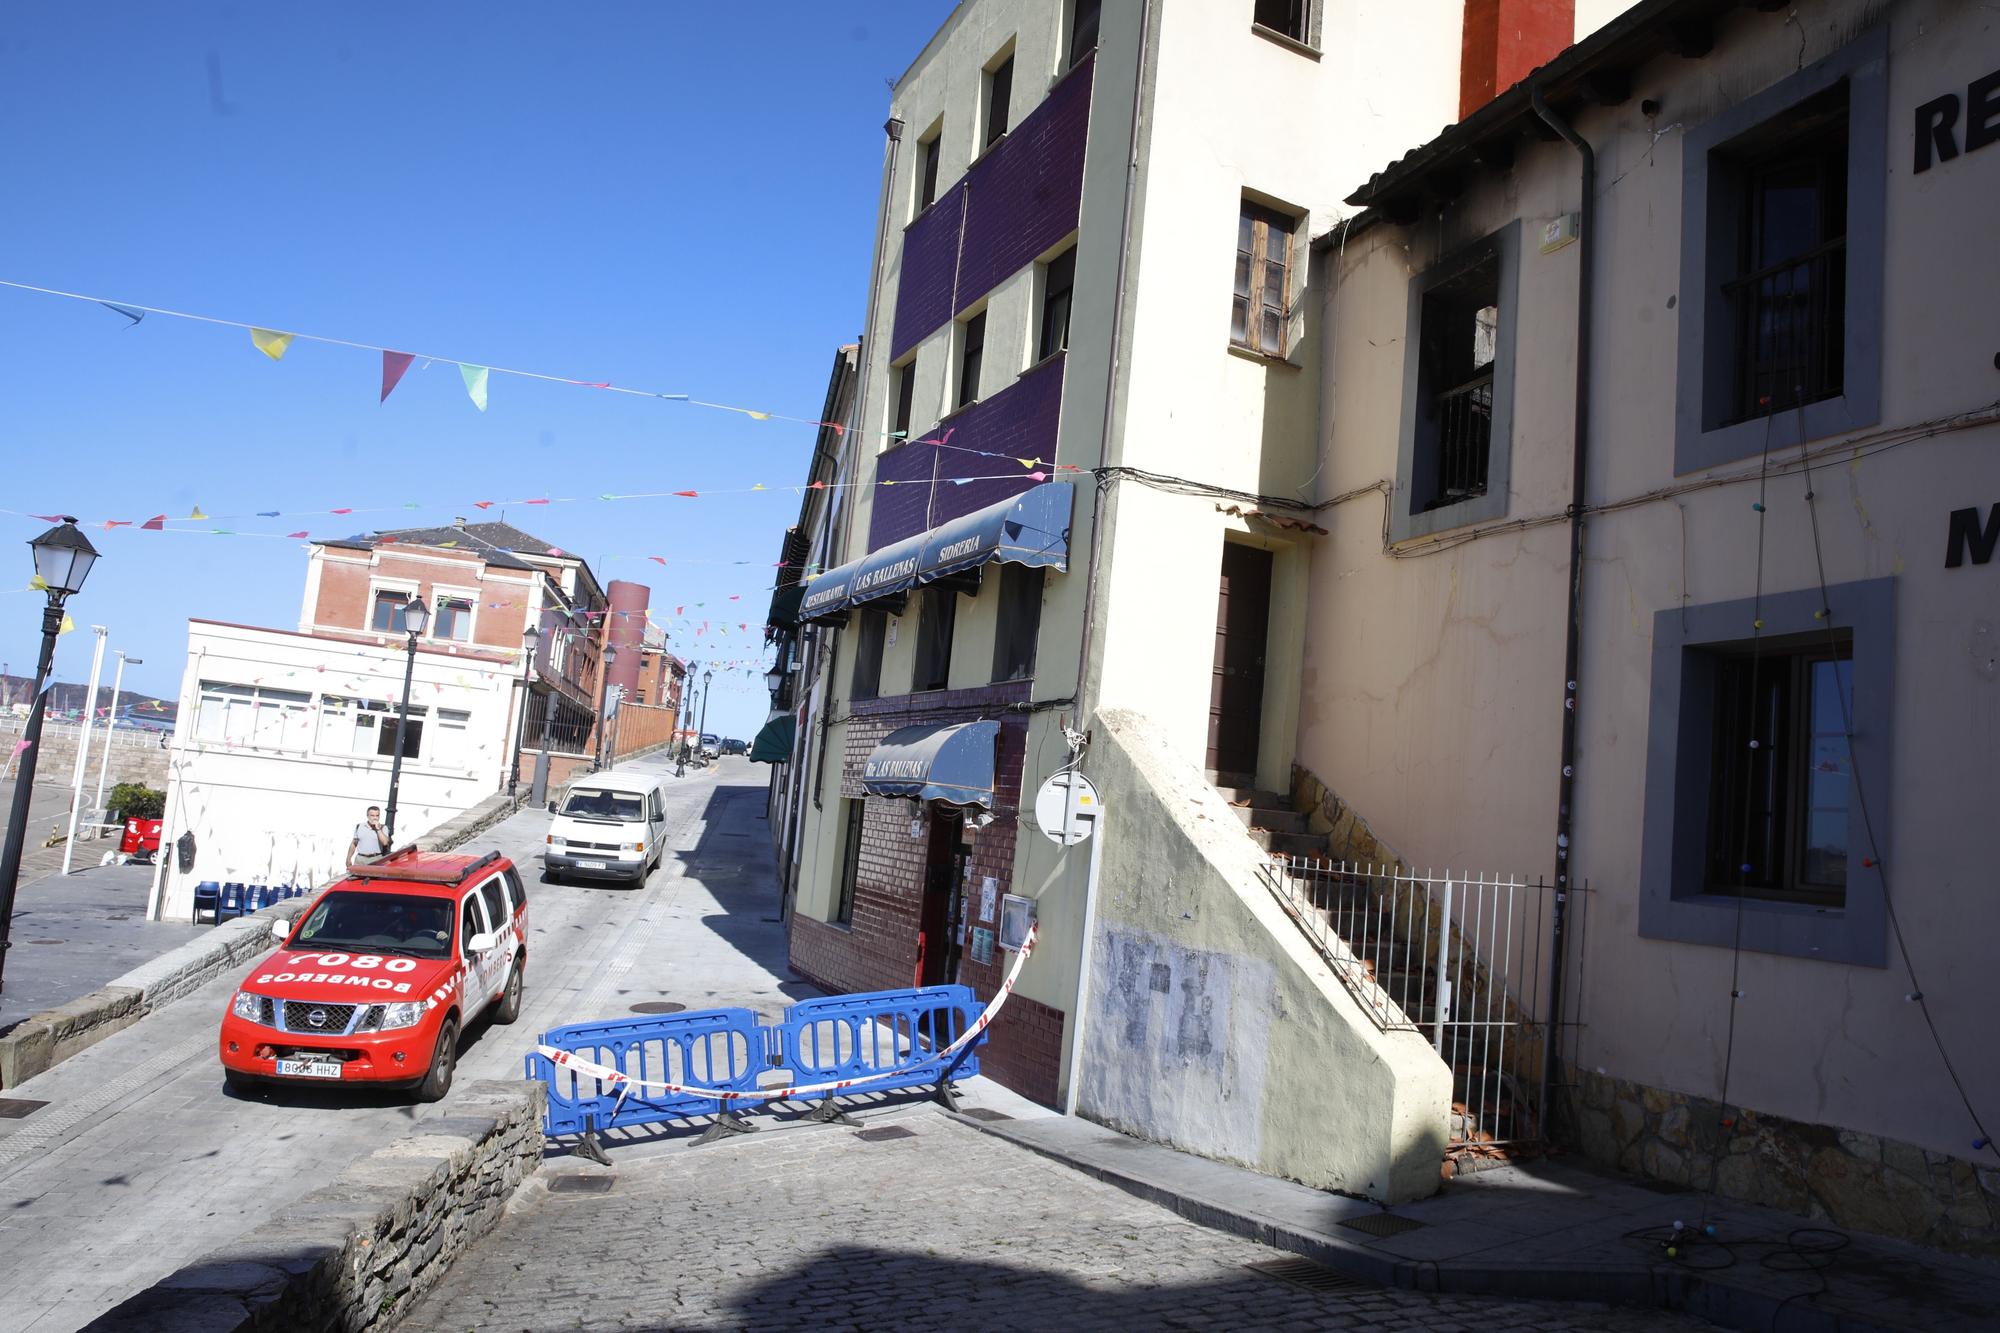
[
  {"left": 530, "top": 628, "right": 567, "bottom": 808},
  {"left": 381, "top": 594, "right": 430, "bottom": 846},
  {"left": 0, "top": 518, "right": 101, "bottom": 992},
  {"left": 507, "top": 624, "right": 538, "bottom": 798},
  {"left": 698, "top": 668, "right": 714, "bottom": 747},
  {"left": 91, "top": 651, "right": 143, "bottom": 825},
  {"left": 592, "top": 643, "right": 618, "bottom": 772}
]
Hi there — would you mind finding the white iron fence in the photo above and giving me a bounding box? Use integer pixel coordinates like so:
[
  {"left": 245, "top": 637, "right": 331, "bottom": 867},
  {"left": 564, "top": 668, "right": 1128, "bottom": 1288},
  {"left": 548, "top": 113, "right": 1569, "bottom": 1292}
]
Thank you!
[{"left": 1259, "top": 858, "right": 1556, "bottom": 1151}]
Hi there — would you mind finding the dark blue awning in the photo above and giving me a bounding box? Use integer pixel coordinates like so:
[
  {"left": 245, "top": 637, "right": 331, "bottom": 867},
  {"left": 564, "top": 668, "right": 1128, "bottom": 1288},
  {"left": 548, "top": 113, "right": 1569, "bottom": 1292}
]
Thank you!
[
  {"left": 861, "top": 720, "right": 1000, "bottom": 809},
  {"left": 847, "top": 533, "right": 925, "bottom": 608},
  {"left": 799, "top": 557, "right": 863, "bottom": 624},
  {"left": 921, "top": 482, "right": 1073, "bottom": 581}
]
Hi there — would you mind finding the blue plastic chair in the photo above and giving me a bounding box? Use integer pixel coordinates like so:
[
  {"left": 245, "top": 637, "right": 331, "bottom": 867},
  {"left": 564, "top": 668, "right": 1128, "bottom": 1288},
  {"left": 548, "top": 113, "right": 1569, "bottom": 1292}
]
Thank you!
[
  {"left": 248, "top": 884, "right": 272, "bottom": 912},
  {"left": 218, "top": 882, "right": 246, "bottom": 921},
  {"left": 192, "top": 881, "right": 221, "bottom": 923}
]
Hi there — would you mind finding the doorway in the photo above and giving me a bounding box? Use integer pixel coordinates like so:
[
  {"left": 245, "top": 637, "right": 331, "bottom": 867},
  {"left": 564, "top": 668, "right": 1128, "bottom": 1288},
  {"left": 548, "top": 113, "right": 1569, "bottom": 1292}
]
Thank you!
[
  {"left": 915, "top": 807, "right": 968, "bottom": 988},
  {"left": 1207, "top": 542, "right": 1273, "bottom": 779}
]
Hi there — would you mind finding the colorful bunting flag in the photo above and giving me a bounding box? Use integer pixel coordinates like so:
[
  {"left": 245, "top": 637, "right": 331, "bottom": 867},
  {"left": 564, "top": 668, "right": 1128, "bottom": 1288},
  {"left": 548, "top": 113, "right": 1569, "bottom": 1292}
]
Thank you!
[
  {"left": 58, "top": 613, "right": 76, "bottom": 635},
  {"left": 381, "top": 350, "right": 415, "bottom": 403},
  {"left": 101, "top": 520, "right": 131, "bottom": 530},
  {"left": 460, "top": 363, "right": 489, "bottom": 411},
  {"left": 28, "top": 575, "right": 47, "bottom": 591},
  {"left": 190, "top": 505, "right": 208, "bottom": 520},
  {"left": 288, "top": 530, "right": 309, "bottom": 539},
  {"left": 142, "top": 514, "right": 166, "bottom": 530},
  {"left": 251, "top": 328, "right": 294, "bottom": 361},
  {"left": 257, "top": 510, "right": 281, "bottom": 517},
  {"left": 101, "top": 302, "right": 144, "bottom": 326},
  {"left": 474, "top": 501, "right": 494, "bottom": 509},
  {"left": 649, "top": 557, "right": 667, "bottom": 566}
]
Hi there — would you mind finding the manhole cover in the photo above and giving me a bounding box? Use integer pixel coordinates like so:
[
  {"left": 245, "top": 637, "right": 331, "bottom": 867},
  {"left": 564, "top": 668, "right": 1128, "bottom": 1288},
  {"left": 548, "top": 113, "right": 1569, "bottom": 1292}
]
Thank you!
[
  {"left": 1338, "top": 1213, "right": 1427, "bottom": 1238},
  {"left": 1245, "top": 1256, "right": 1374, "bottom": 1293},
  {"left": 629, "top": 1001, "right": 687, "bottom": 1015},
  {"left": 855, "top": 1125, "right": 917, "bottom": 1142},
  {"left": 27, "top": 940, "right": 63, "bottom": 946},
  {"left": 548, "top": 1174, "right": 615, "bottom": 1193},
  {"left": 958, "top": 1108, "right": 1013, "bottom": 1122},
  {"left": 0, "top": 1099, "right": 49, "bottom": 1119}
]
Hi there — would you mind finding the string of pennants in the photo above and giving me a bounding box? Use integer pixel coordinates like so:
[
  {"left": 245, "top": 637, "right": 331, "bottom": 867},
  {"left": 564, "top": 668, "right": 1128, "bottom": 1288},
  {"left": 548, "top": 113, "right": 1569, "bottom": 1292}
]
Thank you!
[{"left": 0, "top": 277, "right": 1087, "bottom": 475}]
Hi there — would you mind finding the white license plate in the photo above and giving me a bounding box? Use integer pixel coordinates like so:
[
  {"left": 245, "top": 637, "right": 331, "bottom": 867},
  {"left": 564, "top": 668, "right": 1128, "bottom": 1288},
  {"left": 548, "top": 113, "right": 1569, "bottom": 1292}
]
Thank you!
[
  {"left": 579, "top": 860, "right": 607, "bottom": 870},
  {"left": 275, "top": 1059, "right": 342, "bottom": 1079}
]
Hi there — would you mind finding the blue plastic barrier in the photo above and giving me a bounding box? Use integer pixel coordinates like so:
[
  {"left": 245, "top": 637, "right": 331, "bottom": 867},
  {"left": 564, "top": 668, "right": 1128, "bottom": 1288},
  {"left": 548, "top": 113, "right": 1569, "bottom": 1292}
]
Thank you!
[
  {"left": 774, "top": 984, "right": 982, "bottom": 1094},
  {"left": 527, "top": 1007, "right": 767, "bottom": 1161}
]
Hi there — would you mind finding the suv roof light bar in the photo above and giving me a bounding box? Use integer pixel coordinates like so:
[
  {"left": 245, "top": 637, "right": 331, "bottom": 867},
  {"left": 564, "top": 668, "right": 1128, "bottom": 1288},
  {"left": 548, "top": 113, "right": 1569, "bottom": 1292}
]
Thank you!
[{"left": 351, "top": 848, "right": 504, "bottom": 886}]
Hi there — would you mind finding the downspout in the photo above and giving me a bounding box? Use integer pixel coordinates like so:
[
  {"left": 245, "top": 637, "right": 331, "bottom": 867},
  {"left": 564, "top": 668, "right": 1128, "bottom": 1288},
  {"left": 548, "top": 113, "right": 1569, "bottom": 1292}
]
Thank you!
[{"left": 1529, "top": 83, "right": 1593, "bottom": 1110}]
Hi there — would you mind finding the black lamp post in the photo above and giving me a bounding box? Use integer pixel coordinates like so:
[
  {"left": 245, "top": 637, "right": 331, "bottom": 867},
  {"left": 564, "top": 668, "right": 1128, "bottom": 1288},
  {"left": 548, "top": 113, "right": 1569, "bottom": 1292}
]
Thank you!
[
  {"left": 507, "top": 623, "right": 539, "bottom": 798},
  {"left": 590, "top": 643, "right": 618, "bottom": 771},
  {"left": 381, "top": 594, "right": 430, "bottom": 847},
  {"left": 698, "top": 668, "right": 714, "bottom": 746},
  {"left": 0, "top": 518, "right": 100, "bottom": 993}
]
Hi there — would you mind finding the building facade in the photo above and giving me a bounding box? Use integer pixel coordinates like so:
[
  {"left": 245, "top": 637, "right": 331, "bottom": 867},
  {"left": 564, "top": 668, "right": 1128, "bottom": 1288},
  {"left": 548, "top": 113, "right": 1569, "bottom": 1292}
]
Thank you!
[{"left": 1310, "top": 0, "right": 2000, "bottom": 1250}]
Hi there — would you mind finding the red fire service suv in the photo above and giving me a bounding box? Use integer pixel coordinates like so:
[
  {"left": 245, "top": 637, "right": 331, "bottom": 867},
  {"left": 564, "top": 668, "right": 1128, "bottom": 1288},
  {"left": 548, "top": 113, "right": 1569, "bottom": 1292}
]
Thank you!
[{"left": 219, "top": 849, "right": 527, "bottom": 1101}]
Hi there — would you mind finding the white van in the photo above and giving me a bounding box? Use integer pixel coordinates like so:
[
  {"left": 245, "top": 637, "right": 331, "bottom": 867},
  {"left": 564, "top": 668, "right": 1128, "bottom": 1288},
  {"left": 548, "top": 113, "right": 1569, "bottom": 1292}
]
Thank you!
[{"left": 544, "top": 770, "right": 667, "bottom": 886}]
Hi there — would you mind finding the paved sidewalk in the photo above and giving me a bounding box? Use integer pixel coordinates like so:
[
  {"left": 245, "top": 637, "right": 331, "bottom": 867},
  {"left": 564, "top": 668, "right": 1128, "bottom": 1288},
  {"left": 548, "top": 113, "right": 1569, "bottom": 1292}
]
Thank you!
[
  {"left": 947, "top": 1098, "right": 2000, "bottom": 1333},
  {"left": 399, "top": 1106, "right": 1706, "bottom": 1333},
  {"left": 0, "top": 863, "right": 201, "bottom": 1032}
]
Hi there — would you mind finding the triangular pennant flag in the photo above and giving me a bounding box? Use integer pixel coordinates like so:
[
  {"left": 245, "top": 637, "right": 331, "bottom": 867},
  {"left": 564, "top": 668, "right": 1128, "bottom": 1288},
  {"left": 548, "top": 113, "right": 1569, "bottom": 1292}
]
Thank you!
[
  {"left": 747, "top": 411, "right": 769, "bottom": 420},
  {"left": 460, "top": 363, "right": 489, "bottom": 411},
  {"left": 751, "top": 483, "right": 766, "bottom": 491},
  {"left": 331, "top": 507, "right": 353, "bottom": 515},
  {"left": 101, "top": 302, "right": 144, "bottom": 326},
  {"left": 58, "top": 613, "right": 77, "bottom": 635},
  {"left": 674, "top": 490, "right": 698, "bottom": 498},
  {"left": 524, "top": 498, "right": 550, "bottom": 505},
  {"left": 250, "top": 328, "right": 294, "bottom": 360},
  {"left": 403, "top": 502, "right": 420, "bottom": 509},
  {"left": 256, "top": 510, "right": 281, "bottom": 517},
  {"left": 101, "top": 520, "right": 132, "bottom": 530},
  {"left": 1017, "top": 457, "right": 1036, "bottom": 469},
  {"left": 190, "top": 505, "right": 208, "bottom": 520},
  {"left": 288, "top": 530, "right": 309, "bottom": 539},
  {"left": 808, "top": 481, "right": 827, "bottom": 490},
  {"left": 649, "top": 556, "right": 667, "bottom": 566},
  {"left": 30, "top": 513, "right": 66, "bottom": 522},
  {"left": 474, "top": 501, "right": 494, "bottom": 509},
  {"left": 142, "top": 514, "right": 166, "bottom": 531},
  {"left": 381, "top": 350, "right": 415, "bottom": 403},
  {"left": 28, "top": 575, "right": 48, "bottom": 591}
]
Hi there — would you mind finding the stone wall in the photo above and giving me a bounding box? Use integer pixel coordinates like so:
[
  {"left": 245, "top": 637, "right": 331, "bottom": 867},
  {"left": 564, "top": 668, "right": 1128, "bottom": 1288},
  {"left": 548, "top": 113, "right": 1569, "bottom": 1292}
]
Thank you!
[
  {"left": 84, "top": 1080, "right": 544, "bottom": 1332},
  {"left": 1569, "top": 1066, "right": 2000, "bottom": 1259},
  {"left": 1292, "top": 763, "right": 1408, "bottom": 870},
  {"left": 0, "top": 721, "right": 170, "bottom": 796}
]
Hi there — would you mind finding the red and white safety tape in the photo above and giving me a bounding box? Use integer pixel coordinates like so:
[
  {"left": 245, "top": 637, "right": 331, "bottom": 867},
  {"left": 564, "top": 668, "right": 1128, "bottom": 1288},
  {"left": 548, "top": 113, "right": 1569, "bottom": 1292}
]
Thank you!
[{"left": 536, "top": 923, "right": 1038, "bottom": 1103}]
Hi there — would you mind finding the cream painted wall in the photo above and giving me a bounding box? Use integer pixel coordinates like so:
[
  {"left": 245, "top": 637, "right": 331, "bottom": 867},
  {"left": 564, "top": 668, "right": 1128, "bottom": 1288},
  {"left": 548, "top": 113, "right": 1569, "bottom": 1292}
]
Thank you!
[{"left": 1307, "top": 0, "right": 2000, "bottom": 1158}]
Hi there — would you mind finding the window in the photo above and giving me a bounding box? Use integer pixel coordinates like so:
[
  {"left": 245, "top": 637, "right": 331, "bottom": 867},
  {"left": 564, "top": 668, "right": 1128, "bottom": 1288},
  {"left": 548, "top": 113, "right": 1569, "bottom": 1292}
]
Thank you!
[
  {"left": 1675, "top": 29, "right": 1885, "bottom": 474},
  {"left": 371, "top": 590, "right": 413, "bottom": 633},
  {"left": 991, "top": 565, "right": 1044, "bottom": 682},
  {"left": 835, "top": 799, "right": 865, "bottom": 925},
  {"left": 1393, "top": 222, "right": 1520, "bottom": 543},
  {"left": 1639, "top": 578, "right": 1892, "bottom": 967},
  {"left": 955, "top": 312, "right": 986, "bottom": 411},
  {"left": 431, "top": 707, "right": 471, "bottom": 769},
  {"left": 433, "top": 596, "right": 474, "bottom": 642},
  {"left": 1232, "top": 203, "right": 1293, "bottom": 356},
  {"left": 1067, "top": 0, "right": 1100, "bottom": 69},
  {"left": 916, "top": 130, "right": 942, "bottom": 214},
  {"left": 195, "top": 682, "right": 312, "bottom": 752},
  {"left": 1037, "top": 247, "right": 1075, "bottom": 362},
  {"left": 1702, "top": 639, "right": 1853, "bottom": 905},
  {"left": 891, "top": 358, "right": 917, "bottom": 441},
  {"left": 1253, "top": 0, "right": 1309, "bottom": 42},
  {"left": 479, "top": 876, "right": 507, "bottom": 930},
  {"left": 983, "top": 51, "right": 1014, "bottom": 148},
  {"left": 460, "top": 894, "right": 485, "bottom": 949},
  {"left": 1720, "top": 83, "right": 1848, "bottom": 424},
  {"left": 354, "top": 699, "right": 425, "bottom": 759},
  {"left": 913, "top": 587, "right": 957, "bottom": 692},
  {"left": 1412, "top": 248, "right": 1500, "bottom": 514},
  {"left": 504, "top": 866, "right": 527, "bottom": 909},
  {"left": 851, "top": 609, "right": 887, "bottom": 701}
]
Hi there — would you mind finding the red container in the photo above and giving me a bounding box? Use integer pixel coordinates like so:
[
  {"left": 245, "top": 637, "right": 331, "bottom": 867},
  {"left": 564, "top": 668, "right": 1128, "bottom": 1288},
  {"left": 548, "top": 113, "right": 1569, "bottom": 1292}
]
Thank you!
[{"left": 120, "top": 818, "right": 164, "bottom": 859}]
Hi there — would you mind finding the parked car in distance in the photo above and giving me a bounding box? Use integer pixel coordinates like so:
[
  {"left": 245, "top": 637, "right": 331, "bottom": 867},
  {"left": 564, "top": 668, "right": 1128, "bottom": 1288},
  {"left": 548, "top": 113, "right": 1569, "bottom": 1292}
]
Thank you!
[
  {"left": 218, "top": 849, "right": 527, "bottom": 1102},
  {"left": 722, "top": 738, "right": 747, "bottom": 755},
  {"left": 544, "top": 769, "right": 668, "bottom": 885},
  {"left": 700, "top": 733, "right": 721, "bottom": 760}
]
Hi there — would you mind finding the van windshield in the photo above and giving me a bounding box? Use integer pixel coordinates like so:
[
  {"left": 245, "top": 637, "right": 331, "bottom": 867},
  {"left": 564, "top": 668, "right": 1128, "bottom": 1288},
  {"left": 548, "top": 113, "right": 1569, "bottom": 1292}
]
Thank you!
[{"left": 561, "top": 789, "right": 643, "bottom": 821}]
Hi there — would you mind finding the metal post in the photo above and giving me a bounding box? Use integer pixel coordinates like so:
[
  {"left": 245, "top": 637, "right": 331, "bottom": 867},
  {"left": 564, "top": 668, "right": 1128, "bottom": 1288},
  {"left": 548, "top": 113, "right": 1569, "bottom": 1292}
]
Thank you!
[
  {"left": 507, "top": 642, "right": 534, "bottom": 798},
  {"left": 91, "top": 651, "right": 136, "bottom": 827},
  {"left": 383, "top": 631, "right": 419, "bottom": 845},
  {"left": 1062, "top": 796, "right": 1107, "bottom": 1117},
  {"left": 1432, "top": 876, "right": 1454, "bottom": 1055},
  {"left": 60, "top": 626, "right": 109, "bottom": 875},
  {"left": 0, "top": 603, "right": 65, "bottom": 991}
]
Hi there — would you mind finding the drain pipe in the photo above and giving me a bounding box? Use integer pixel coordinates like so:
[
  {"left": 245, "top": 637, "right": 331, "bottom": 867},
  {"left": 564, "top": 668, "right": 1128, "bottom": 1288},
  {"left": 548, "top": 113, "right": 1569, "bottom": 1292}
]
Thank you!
[{"left": 1530, "top": 83, "right": 1593, "bottom": 1114}]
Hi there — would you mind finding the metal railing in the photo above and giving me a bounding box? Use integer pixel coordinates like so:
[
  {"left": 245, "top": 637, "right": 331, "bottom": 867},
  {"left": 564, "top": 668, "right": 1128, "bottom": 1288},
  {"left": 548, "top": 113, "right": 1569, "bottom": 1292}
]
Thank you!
[
  {"left": 1259, "top": 857, "right": 1553, "bottom": 1150},
  {"left": 1726, "top": 238, "right": 1845, "bottom": 421},
  {"left": 1424, "top": 369, "right": 1493, "bottom": 512}
]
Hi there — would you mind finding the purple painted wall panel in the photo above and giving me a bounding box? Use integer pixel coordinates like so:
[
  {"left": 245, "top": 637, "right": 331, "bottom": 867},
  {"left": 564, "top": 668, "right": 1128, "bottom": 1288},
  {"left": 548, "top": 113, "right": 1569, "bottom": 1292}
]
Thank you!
[
  {"left": 956, "top": 54, "right": 1093, "bottom": 308},
  {"left": 867, "top": 355, "right": 1065, "bottom": 552},
  {"left": 885, "top": 55, "right": 1094, "bottom": 363},
  {"left": 889, "top": 182, "right": 966, "bottom": 363}
]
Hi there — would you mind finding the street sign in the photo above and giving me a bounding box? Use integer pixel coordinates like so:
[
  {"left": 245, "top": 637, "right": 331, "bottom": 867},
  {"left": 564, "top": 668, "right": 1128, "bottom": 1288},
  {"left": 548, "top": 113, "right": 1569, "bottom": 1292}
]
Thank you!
[{"left": 1033, "top": 770, "right": 1100, "bottom": 846}]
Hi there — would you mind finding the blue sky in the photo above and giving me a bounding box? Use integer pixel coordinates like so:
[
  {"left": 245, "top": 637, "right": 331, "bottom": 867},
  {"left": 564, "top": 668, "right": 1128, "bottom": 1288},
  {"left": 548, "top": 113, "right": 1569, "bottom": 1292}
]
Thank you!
[{"left": 0, "top": 3, "right": 945, "bottom": 742}]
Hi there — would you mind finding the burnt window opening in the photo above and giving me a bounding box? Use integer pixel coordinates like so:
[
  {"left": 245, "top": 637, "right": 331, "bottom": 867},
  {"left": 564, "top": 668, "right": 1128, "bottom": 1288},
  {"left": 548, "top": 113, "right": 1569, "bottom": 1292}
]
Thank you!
[{"left": 1411, "top": 247, "right": 1500, "bottom": 513}]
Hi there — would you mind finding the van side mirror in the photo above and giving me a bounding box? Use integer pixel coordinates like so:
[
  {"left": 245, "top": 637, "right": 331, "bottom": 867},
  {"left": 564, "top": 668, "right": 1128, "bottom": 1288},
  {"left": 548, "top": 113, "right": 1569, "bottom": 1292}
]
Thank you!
[
  {"left": 466, "top": 931, "right": 496, "bottom": 954},
  {"left": 271, "top": 918, "right": 291, "bottom": 942},
  {"left": 545, "top": 800, "right": 556, "bottom": 814}
]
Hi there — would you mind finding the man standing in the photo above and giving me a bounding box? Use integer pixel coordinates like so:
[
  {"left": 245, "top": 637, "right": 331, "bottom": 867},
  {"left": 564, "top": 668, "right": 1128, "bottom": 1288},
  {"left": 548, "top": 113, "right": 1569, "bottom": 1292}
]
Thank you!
[{"left": 348, "top": 805, "right": 390, "bottom": 866}]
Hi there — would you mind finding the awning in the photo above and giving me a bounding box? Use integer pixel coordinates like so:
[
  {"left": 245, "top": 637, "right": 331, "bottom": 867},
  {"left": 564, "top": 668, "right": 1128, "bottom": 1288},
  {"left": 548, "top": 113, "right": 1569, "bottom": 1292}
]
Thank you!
[
  {"left": 765, "top": 583, "right": 805, "bottom": 633},
  {"left": 749, "top": 713, "right": 796, "bottom": 764},
  {"left": 921, "top": 481, "right": 1073, "bottom": 581},
  {"left": 861, "top": 720, "right": 1000, "bottom": 809},
  {"left": 796, "top": 482, "right": 1074, "bottom": 625}
]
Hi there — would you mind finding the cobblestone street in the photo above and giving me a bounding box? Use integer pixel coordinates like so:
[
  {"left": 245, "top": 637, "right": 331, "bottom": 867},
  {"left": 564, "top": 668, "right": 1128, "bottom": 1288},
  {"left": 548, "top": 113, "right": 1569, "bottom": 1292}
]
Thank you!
[{"left": 400, "top": 1111, "right": 1708, "bottom": 1332}]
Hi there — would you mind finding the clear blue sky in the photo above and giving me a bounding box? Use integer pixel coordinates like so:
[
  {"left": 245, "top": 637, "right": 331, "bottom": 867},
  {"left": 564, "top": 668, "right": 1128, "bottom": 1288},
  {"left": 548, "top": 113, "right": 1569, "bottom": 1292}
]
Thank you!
[{"left": 0, "top": 3, "right": 945, "bottom": 743}]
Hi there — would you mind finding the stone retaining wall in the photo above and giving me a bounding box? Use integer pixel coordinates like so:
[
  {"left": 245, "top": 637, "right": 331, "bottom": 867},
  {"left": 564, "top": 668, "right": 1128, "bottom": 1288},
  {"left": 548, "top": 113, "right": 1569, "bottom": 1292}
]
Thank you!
[
  {"left": 83, "top": 1079, "right": 545, "bottom": 1332},
  {"left": 1569, "top": 1066, "right": 2000, "bottom": 1258}
]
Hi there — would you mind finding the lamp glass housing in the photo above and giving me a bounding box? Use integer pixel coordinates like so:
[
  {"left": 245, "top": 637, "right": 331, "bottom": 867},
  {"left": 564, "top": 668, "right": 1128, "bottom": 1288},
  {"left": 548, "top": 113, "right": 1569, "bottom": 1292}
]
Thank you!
[
  {"left": 402, "top": 595, "right": 431, "bottom": 636},
  {"left": 30, "top": 520, "right": 99, "bottom": 596}
]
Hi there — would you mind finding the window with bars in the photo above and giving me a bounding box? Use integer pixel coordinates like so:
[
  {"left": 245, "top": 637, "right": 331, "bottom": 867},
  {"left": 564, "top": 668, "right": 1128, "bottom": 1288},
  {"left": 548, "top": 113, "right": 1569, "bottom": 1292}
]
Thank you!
[
  {"left": 835, "top": 798, "right": 865, "bottom": 925},
  {"left": 955, "top": 311, "right": 986, "bottom": 411},
  {"left": 1412, "top": 249, "right": 1501, "bottom": 513},
  {"left": 1037, "top": 247, "right": 1075, "bottom": 363},
  {"left": 1232, "top": 202, "right": 1293, "bottom": 357},
  {"left": 1703, "top": 637, "right": 1853, "bottom": 906}
]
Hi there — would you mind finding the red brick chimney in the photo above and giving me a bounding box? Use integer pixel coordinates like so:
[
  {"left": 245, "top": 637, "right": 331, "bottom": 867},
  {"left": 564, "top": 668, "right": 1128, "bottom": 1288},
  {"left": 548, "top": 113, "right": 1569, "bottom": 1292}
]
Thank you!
[{"left": 1460, "top": 0, "right": 1575, "bottom": 120}]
